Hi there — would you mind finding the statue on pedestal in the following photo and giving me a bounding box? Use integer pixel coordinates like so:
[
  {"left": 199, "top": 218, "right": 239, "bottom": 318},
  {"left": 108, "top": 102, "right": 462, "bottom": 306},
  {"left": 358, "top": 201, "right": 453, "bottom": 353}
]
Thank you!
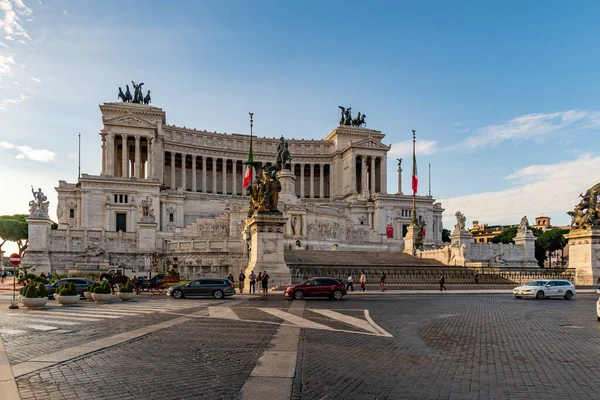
[
  {"left": 28, "top": 186, "right": 49, "bottom": 219},
  {"left": 247, "top": 164, "right": 282, "bottom": 217},
  {"left": 337, "top": 106, "right": 366, "bottom": 126},
  {"left": 453, "top": 211, "right": 466, "bottom": 234},
  {"left": 276, "top": 136, "right": 292, "bottom": 170},
  {"left": 517, "top": 216, "right": 530, "bottom": 234},
  {"left": 568, "top": 182, "right": 600, "bottom": 229},
  {"left": 139, "top": 196, "right": 155, "bottom": 222}
]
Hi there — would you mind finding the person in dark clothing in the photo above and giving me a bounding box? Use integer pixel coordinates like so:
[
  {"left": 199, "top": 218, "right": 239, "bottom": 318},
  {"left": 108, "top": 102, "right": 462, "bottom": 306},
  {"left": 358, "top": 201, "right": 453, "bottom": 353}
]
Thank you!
[
  {"left": 261, "top": 271, "right": 269, "bottom": 296},
  {"left": 249, "top": 270, "right": 257, "bottom": 294},
  {"left": 439, "top": 274, "right": 447, "bottom": 291},
  {"left": 380, "top": 272, "right": 386, "bottom": 292},
  {"left": 238, "top": 270, "right": 246, "bottom": 293},
  {"left": 227, "top": 272, "right": 234, "bottom": 284}
]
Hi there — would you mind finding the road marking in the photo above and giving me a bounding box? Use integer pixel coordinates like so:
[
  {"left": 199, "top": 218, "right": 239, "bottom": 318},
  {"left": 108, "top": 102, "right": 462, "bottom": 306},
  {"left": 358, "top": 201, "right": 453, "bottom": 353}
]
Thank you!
[
  {"left": 364, "top": 310, "right": 393, "bottom": 337},
  {"left": 309, "top": 309, "right": 380, "bottom": 334},
  {"left": 18, "top": 319, "right": 79, "bottom": 326},
  {"left": 209, "top": 306, "right": 239, "bottom": 320},
  {"left": 37, "top": 310, "right": 121, "bottom": 319},
  {"left": 25, "top": 324, "right": 58, "bottom": 331},
  {"left": 9, "top": 312, "right": 101, "bottom": 322},
  {"left": 0, "top": 328, "right": 27, "bottom": 335},
  {"left": 258, "top": 308, "right": 334, "bottom": 331}
]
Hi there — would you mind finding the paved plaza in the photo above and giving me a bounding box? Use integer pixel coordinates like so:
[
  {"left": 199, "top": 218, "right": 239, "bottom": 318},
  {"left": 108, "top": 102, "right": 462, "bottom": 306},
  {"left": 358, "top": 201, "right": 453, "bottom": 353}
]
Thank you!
[{"left": 0, "top": 292, "right": 598, "bottom": 399}]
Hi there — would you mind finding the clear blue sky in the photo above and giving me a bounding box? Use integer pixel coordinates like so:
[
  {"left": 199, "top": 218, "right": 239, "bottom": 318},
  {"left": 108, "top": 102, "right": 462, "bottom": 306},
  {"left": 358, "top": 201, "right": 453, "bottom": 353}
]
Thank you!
[{"left": 2, "top": 0, "right": 600, "bottom": 252}]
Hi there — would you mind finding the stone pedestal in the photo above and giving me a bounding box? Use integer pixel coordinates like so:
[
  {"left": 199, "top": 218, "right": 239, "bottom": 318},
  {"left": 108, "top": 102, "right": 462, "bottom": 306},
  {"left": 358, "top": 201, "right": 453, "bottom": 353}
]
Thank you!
[
  {"left": 514, "top": 229, "right": 538, "bottom": 268},
  {"left": 21, "top": 217, "right": 53, "bottom": 274},
  {"left": 277, "top": 169, "right": 299, "bottom": 205},
  {"left": 565, "top": 228, "right": 600, "bottom": 285},
  {"left": 403, "top": 223, "right": 421, "bottom": 255},
  {"left": 137, "top": 220, "right": 158, "bottom": 252},
  {"left": 244, "top": 214, "right": 290, "bottom": 288}
]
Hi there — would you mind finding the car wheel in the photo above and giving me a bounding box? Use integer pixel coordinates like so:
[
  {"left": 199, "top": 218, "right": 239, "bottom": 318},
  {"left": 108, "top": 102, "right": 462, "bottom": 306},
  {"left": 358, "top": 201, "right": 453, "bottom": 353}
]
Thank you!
[
  {"left": 213, "top": 290, "right": 224, "bottom": 299},
  {"left": 536, "top": 291, "right": 545, "bottom": 299},
  {"left": 564, "top": 291, "right": 573, "bottom": 300},
  {"left": 293, "top": 291, "right": 304, "bottom": 300},
  {"left": 332, "top": 290, "right": 343, "bottom": 300},
  {"left": 172, "top": 290, "right": 183, "bottom": 299}
]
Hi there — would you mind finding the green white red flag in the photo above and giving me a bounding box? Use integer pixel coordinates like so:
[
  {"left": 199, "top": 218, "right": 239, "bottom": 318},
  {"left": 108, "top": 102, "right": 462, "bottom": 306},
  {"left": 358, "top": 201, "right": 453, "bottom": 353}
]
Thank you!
[
  {"left": 411, "top": 151, "right": 418, "bottom": 194},
  {"left": 242, "top": 138, "right": 254, "bottom": 189}
]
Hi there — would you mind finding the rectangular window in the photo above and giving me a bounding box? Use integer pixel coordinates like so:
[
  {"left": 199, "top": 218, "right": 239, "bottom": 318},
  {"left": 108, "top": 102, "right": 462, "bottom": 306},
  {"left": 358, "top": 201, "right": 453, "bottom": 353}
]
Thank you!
[
  {"left": 69, "top": 208, "right": 75, "bottom": 219},
  {"left": 169, "top": 213, "right": 174, "bottom": 223},
  {"left": 124, "top": 195, "right": 128, "bottom": 203},
  {"left": 119, "top": 194, "right": 123, "bottom": 203},
  {"left": 114, "top": 194, "right": 118, "bottom": 203},
  {"left": 116, "top": 213, "right": 127, "bottom": 232}
]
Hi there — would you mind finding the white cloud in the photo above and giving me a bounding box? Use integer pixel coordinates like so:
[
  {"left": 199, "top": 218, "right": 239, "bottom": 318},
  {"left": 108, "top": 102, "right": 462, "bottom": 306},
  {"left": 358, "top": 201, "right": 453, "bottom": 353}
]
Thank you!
[
  {"left": 458, "top": 110, "right": 593, "bottom": 150},
  {"left": 0, "top": 53, "right": 15, "bottom": 78},
  {"left": 29, "top": 76, "right": 40, "bottom": 83},
  {"left": 0, "top": 0, "right": 32, "bottom": 41},
  {"left": 0, "top": 93, "right": 30, "bottom": 109},
  {"left": 439, "top": 154, "right": 600, "bottom": 227},
  {"left": 389, "top": 139, "right": 438, "bottom": 158},
  {"left": 0, "top": 141, "right": 56, "bottom": 162}
]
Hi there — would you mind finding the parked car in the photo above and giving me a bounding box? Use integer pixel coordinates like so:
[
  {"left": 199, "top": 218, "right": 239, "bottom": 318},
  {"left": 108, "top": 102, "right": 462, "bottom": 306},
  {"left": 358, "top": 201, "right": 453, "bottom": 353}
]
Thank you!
[
  {"left": 284, "top": 277, "right": 346, "bottom": 300},
  {"left": 595, "top": 289, "right": 600, "bottom": 320},
  {"left": 513, "top": 279, "right": 576, "bottom": 300},
  {"left": 168, "top": 278, "right": 235, "bottom": 299},
  {"left": 45, "top": 278, "right": 95, "bottom": 299}
]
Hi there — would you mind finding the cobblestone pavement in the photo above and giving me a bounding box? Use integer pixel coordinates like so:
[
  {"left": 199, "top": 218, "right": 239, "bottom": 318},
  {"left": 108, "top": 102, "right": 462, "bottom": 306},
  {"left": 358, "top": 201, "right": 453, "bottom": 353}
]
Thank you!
[
  {"left": 292, "top": 294, "right": 600, "bottom": 400},
  {"left": 3, "top": 293, "right": 600, "bottom": 399}
]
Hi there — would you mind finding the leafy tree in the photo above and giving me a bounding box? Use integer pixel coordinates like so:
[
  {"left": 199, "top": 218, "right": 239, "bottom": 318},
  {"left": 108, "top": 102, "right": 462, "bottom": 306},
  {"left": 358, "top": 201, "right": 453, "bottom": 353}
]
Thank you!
[
  {"left": 442, "top": 229, "right": 451, "bottom": 243},
  {"left": 0, "top": 214, "right": 28, "bottom": 256},
  {"left": 536, "top": 228, "right": 570, "bottom": 267}
]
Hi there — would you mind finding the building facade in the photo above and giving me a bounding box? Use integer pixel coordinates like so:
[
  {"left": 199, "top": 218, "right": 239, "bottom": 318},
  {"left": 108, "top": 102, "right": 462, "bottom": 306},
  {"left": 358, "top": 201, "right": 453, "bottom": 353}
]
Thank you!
[{"left": 41, "top": 102, "right": 445, "bottom": 278}]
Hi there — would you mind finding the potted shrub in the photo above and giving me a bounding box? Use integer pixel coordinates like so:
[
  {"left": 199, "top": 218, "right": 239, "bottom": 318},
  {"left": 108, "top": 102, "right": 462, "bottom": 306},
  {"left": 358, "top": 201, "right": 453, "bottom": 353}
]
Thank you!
[
  {"left": 54, "top": 282, "right": 80, "bottom": 305},
  {"left": 118, "top": 281, "right": 136, "bottom": 301},
  {"left": 84, "top": 283, "right": 98, "bottom": 301},
  {"left": 91, "top": 281, "right": 113, "bottom": 303},
  {"left": 21, "top": 283, "right": 48, "bottom": 308}
]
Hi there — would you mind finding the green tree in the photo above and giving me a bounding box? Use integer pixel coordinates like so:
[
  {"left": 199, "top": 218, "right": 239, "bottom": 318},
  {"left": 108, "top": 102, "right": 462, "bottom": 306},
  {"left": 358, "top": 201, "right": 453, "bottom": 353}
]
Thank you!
[
  {"left": 536, "top": 228, "right": 570, "bottom": 267},
  {"left": 442, "top": 229, "right": 451, "bottom": 243},
  {"left": 0, "top": 214, "right": 28, "bottom": 256}
]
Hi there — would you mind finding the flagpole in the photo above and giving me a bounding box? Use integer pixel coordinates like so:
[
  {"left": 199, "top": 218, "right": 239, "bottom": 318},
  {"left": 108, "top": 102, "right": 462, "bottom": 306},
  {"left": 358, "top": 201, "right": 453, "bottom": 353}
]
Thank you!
[
  {"left": 78, "top": 132, "right": 81, "bottom": 180},
  {"left": 411, "top": 130, "right": 417, "bottom": 225},
  {"left": 249, "top": 112, "right": 254, "bottom": 181},
  {"left": 428, "top": 162, "right": 431, "bottom": 197}
]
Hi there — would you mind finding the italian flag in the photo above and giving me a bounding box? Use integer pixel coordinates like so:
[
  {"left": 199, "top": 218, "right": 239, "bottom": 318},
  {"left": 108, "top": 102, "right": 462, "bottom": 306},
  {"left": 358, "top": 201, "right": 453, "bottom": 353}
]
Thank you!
[
  {"left": 242, "top": 140, "right": 254, "bottom": 189},
  {"left": 411, "top": 151, "right": 418, "bottom": 194}
]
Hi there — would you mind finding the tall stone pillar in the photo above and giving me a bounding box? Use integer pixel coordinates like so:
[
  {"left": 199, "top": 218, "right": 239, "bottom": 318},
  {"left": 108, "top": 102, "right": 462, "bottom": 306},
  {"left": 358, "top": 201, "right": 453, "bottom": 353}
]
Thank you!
[
  {"left": 309, "top": 164, "right": 314, "bottom": 198},
  {"left": 170, "top": 152, "right": 176, "bottom": 189},
  {"left": 403, "top": 223, "right": 421, "bottom": 256},
  {"left": 370, "top": 157, "right": 376, "bottom": 194},
  {"left": 350, "top": 153, "right": 357, "bottom": 194},
  {"left": 514, "top": 228, "right": 538, "bottom": 268},
  {"left": 319, "top": 163, "right": 324, "bottom": 198},
  {"left": 134, "top": 136, "right": 141, "bottom": 178},
  {"left": 148, "top": 138, "right": 154, "bottom": 179},
  {"left": 101, "top": 133, "right": 107, "bottom": 175},
  {"left": 277, "top": 169, "right": 298, "bottom": 205},
  {"left": 212, "top": 158, "right": 217, "bottom": 194},
  {"left": 300, "top": 163, "right": 305, "bottom": 198},
  {"left": 22, "top": 202, "right": 53, "bottom": 275},
  {"left": 361, "top": 156, "right": 368, "bottom": 193},
  {"left": 232, "top": 160, "right": 237, "bottom": 195},
  {"left": 121, "top": 134, "right": 128, "bottom": 178},
  {"left": 181, "top": 153, "right": 187, "bottom": 191},
  {"left": 397, "top": 161, "right": 403, "bottom": 195},
  {"left": 381, "top": 156, "right": 387, "bottom": 194},
  {"left": 222, "top": 158, "right": 228, "bottom": 195},
  {"left": 244, "top": 214, "right": 290, "bottom": 289},
  {"left": 106, "top": 133, "right": 115, "bottom": 176},
  {"left": 202, "top": 156, "right": 207, "bottom": 193},
  {"left": 191, "top": 155, "right": 197, "bottom": 192},
  {"left": 564, "top": 229, "right": 600, "bottom": 285}
]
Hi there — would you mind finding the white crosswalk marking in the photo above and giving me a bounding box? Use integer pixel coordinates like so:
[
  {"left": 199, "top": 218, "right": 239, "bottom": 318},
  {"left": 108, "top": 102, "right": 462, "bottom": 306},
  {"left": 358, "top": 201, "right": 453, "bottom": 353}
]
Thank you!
[
  {"left": 208, "top": 306, "right": 239, "bottom": 320},
  {"left": 309, "top": 309, "right": 380, "bottom": 334},
  {"left": 0, "top": 328, "right": 27, "bottom": 335},
  {"left": 258, "top": 308, "right": 334, "bottom": 331},
  {"left": 24, "top": 325, "right": 58, "bottom": 331}
]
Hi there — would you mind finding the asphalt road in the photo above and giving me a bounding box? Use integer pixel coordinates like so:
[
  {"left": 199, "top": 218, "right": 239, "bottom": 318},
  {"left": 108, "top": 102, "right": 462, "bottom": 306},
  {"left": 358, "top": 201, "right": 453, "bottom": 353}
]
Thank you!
[{"left": 0, "top": 292, "right": 598, "bottom": 399}]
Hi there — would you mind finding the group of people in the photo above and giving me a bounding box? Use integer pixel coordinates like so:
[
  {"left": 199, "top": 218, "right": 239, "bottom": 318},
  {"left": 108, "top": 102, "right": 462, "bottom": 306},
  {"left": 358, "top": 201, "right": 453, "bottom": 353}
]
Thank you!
[
  {"left": 344, "top": 271, "right": 448, "bottom": 292},
  {"left": 227, "top": 270, "right": 270, "bottom": 296}
]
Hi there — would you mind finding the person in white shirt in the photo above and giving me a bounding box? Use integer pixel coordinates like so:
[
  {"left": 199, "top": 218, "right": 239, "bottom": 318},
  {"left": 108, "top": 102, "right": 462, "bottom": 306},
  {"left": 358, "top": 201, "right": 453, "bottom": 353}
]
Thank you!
[{"left": 346, "top": 273, "right": 354, "bottom": 292}]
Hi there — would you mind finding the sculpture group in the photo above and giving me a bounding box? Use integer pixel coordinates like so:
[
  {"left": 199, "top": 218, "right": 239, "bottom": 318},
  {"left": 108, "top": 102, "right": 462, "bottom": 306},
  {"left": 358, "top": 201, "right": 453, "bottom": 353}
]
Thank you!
[
  {"left": 29, "top": 186, "right": 49, "bottom": 219},
  {"left": 247, "top": 165, "right": 282, "bottom": 217},
  {"left": 338, "top": 106, "right": 366, "bottom": 127},
  {"left": 568, "top": 182, "right": 600, "bottom": 229},
  {"left": 276, "top": 136, "right": 292, "bottom": 170},
  {"left": 118, "top": 81, "right": 151, "bottom": 105},
  {"left": 139, "top": 196, "right": 155, "bottom": 222}
]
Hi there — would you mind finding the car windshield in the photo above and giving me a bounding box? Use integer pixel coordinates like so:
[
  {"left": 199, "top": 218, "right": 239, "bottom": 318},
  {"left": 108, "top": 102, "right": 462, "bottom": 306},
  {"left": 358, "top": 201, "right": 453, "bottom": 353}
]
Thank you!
[
  {"left": 300, "top": 280, "right": 311, "bottom": 285},
  {"left": 525, "top": 280, "right": 548, "bottom": 286}
]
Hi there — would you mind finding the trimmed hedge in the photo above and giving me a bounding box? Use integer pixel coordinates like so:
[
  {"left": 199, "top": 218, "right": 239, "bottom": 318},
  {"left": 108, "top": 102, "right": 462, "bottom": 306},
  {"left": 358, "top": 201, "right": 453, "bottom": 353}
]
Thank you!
[
  {"left": 120, "top": 281, "right": 133, "bottom": 293},
  {"left": 56, "top": 282, "right": 77, "bottom": 296},
  {"left": 93, "top": 281, "right": 111, "bottom": 294}
]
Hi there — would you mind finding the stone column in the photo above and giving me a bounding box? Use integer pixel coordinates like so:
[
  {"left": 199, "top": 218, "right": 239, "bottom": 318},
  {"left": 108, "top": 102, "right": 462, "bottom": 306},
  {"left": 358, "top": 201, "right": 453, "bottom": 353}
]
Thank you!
[
  {"left": 514, "top": 228, "right": 539, "bottom": 268},
  {"left": 397, "top": 159, "right": 403, "bottom": 195},
  {"left": 121, "top": 134, "right": 128, "bottom": 178},
  {"left": 361, "top": 156, "right": 368, "bottom": 193},
  {"left": 101, "top": 134, "right": 107, "bottom": 175},
  {"left": 381, "top": 156, "right": 387, "bottom": 194},
  {"left": 212, "top": 158, "right": 217, "bottom": 194},
  {"left": 106, "top": 133, "right": 115, "bottom": 176},
  {"left": 564, "top": 229, "right": 600, "bottom": 285},
  {"left": 222, "top": 158, "right": 228, "bottom": 195},
  {"left": 309, "top": 164, "right": 314, "bottom": 198},
  {"left": 232, "top": 160, "right": 237, "bottom": 195},
  {"left": 134, "top": 136, "right": 141, "bottom": 178},
  {"left": 181, "top": 153, "right": 187, "bottom": 191},
  {"left": 370, "top": 157, "right": 376, "bottom": 194},
  {"left": 148, "top": 138, "right": 154, "bottom": 179},
  {"left": 300, "top": 164, "right": 305, "bottom": 198},
  {"left": 202, "top": 156, "right": 207, "bottom": 193},
  {"left": 170, "top": 152, "right": 176, "bottom": 189},
  {"left": 319, "top": 163, "right": 324, "bottom": 198},
  {"left": 191, "top": 155, "right": 197, "bottom": 192},
  {"left": 21, "top": 217, "right": 53, "bottom": 274},
  {"left": 350, "top": 153, "right": 357, "bottom": 194}
]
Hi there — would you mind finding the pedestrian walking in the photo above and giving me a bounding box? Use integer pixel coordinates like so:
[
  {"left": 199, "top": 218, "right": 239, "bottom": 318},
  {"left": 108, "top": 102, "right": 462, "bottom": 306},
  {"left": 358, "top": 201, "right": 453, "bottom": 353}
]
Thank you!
[
  {"left": 238, "top": 270, "right": 246, "bottom": 294},
  {"left": 346, "top": 273, "right": 354, "bottom": 292},
  {"left": 249, "top": 270, "right": 257, "bottom": 294},
  {"left": 380, "top": 272, "right": 386, "bottom": 292},
  {"left": 0, "top": 270, "right": 5, "bottom": 284},
  {"left": 261, "top": 271, "right": 269, "bottom": 296},
  {"left": 360, "top": 271, "right": 367, "bottom": 292},
  {"left": 227, "top": 272, "right": 234, "bottom": 284},
  {"left": 439, "top": 273, "right": 447, "bottom": 291},
  {"left": 473, "top": 273, "right": 480, "bottom": 284}
]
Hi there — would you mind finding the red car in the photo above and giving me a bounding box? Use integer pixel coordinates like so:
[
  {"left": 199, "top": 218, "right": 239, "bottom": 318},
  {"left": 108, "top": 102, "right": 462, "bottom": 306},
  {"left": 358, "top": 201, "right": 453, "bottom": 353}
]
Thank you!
[{"left": 285, "top": 277, "right": 347, "bottom": 300}]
